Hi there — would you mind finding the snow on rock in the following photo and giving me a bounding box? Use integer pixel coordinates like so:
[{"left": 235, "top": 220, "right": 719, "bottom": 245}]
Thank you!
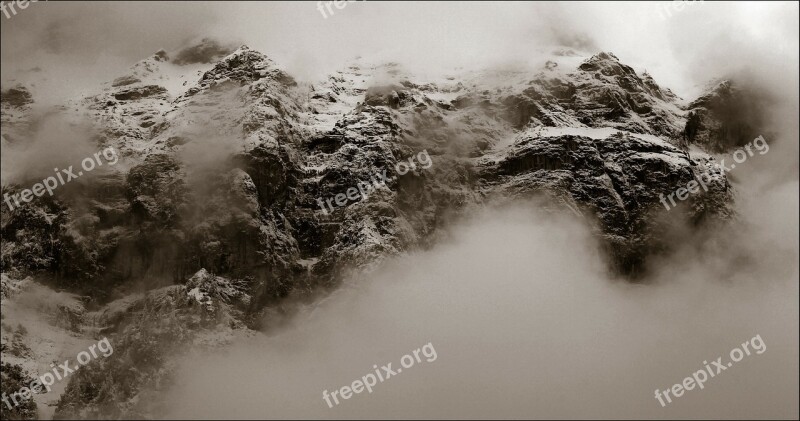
[
  {"left": 185, "top": 268, "right": 251, "bottom": 309},
  {"left": 0, "top": 41, "right": 748, "bottom": 420}
]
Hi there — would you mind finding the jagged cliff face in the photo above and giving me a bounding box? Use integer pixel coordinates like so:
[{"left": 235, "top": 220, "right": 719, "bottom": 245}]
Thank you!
[
  {"left": 1, "top": 43, "right": 745, "bottom": 419},
  {"left": 683, "top": 80, "right": 772, "bottom": 152}
]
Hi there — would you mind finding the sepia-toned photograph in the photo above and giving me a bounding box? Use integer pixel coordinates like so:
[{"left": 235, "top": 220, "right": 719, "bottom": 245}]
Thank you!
[{"left": 1, "top": 1, "right": 798, "bottom": 419}]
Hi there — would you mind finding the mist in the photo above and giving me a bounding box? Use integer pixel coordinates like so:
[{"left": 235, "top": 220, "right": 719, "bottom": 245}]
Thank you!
[
  {"left": 130, "top": 2, "right": 796, "bottom": 419},
  {"left": 0, "top": 113, "right": 104, "bottom": 185},
  {"left": 160, "top": 81, "right": 800, "bottom": 417},
  {"left": 1, "top": 2, "right": 797, "bottom": 419},
  {"left": 3, "top": 2, "right": 798, "bottom": 100},
  {"left": 161, "top": 190, "right": 798, "bottom": 418}
]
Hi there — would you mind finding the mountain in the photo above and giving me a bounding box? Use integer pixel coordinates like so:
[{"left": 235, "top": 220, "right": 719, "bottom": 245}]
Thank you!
[{"left": 1, "top": 41, "right": 749, "bottom": 419}]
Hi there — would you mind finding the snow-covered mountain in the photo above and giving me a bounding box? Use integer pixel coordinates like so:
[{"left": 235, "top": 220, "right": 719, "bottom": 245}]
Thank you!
[{"left": 1, "top": 39, "right": 759, "bottom": 419}]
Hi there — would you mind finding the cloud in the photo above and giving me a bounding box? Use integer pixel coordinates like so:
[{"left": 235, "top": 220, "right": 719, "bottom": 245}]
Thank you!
[
  {"left": 4, "top": 2, "right": 797, "bottom": 100},
  {"left": 1, "top": 3, "right": 796, "bottom": 418},
  {"left": 1, "top": 1, "right": 220, "bottom": 102},
  {"left": 161, "top": 195, "right": 798, "bottom": 419},
  {"left": 0, "top": 113, "right": 100, "bottom": 186}
]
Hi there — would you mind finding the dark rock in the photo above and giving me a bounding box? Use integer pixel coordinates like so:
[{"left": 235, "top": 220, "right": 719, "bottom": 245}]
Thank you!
[
  {"left": 0, "top": 86, "right": 33, "bottom": 108},
  {"left": 113, "top": 85, "right": 168, "bottom": 101},
  {"left": 684, "top": 80, "right": 771, "bottom": 152},
  {"left": 111, "top": 75, "right": 141, "bottom": 88}
]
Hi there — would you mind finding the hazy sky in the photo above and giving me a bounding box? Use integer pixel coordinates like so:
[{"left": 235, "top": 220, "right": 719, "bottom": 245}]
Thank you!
[{"left": 1, "top": 1, "right": 798, "bottom": 101}]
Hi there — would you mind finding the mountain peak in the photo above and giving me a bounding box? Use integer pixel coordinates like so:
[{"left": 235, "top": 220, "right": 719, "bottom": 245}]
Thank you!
[
  {"left": 172, "top": 38, "right": 238, "bottom": 66},
  {"left": 595, "top": 51, "right": 620, "bottom": 61},
  {"left": 578, "top": 51, "right": 632, "bottom": 74},
  {"left": 180, "top": 44, "right": 296, "bottom": 98},
  {"left": 153, "top": 49, "right": 170, "bottom": 62}
]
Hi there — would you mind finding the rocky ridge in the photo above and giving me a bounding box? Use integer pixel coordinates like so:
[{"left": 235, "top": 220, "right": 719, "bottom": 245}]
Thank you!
[{"left": 0, "top": 42, "right": 749, "bottom": 419}]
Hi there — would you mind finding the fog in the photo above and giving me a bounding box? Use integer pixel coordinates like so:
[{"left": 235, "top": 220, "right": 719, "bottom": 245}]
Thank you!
[
  {"left": 154, "top": 3, "right": 797, "bottom": 418},
  {"left": 161, "top": 68, "right": 799, "bottom": 416},
  {"left": 0, "top": 114, "right": 99, "bottom": 185},
  {"left": 162, "top": 190, "right": 798, "bottom": 418},
  {"left": 2, "top": 2, "right": 798, "bottom": 100},
  {"left": 1, "top": 1, "right": 796, "bottom": 419}
]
